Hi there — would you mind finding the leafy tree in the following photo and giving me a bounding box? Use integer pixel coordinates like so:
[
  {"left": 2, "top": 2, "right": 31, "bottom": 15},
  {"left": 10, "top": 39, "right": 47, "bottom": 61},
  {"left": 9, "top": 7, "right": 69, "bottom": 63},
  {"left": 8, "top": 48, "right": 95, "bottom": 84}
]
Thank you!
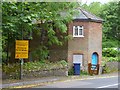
[
  {"left": 100, "top": 2, "right": 120, "bottom": 48},
  {"left": 81, "top": 1, "right": 120, "bottom": 48},
  {"left": 81, "top": 2, "right": 103, "bottom": 16},
  {"left": 2, "top": 2, "right": 79, "bottom": 63},
  {"left": 100, "top": 2, "right": 119, "bottom": 39}
]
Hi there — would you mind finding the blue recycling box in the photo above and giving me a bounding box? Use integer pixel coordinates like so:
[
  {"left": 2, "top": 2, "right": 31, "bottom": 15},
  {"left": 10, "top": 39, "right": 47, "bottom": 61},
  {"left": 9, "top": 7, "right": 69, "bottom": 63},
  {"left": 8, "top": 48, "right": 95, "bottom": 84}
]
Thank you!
[{"left": 74, "top": 63, "right": 81, "bottom": 75}]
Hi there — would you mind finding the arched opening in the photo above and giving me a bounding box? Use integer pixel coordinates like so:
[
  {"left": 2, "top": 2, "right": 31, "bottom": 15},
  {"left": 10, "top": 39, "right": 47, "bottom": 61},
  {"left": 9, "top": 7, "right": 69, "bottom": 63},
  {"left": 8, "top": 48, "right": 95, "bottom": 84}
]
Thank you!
[
  {"left": 88, "top": 52, "right": 99, "bottom": 75},
  {"left": 92, "top": 52, "right": 98, "bottom": 65}
]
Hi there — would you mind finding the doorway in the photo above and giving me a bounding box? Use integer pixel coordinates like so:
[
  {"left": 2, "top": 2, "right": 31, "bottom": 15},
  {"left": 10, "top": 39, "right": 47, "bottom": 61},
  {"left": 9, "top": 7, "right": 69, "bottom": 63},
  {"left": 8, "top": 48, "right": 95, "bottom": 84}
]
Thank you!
[
  {"left": 91, "top": 52, "right": 98, "bottom": 70},
  {"left": 92, "top": 53, "right": 98, "bottom": 65}
]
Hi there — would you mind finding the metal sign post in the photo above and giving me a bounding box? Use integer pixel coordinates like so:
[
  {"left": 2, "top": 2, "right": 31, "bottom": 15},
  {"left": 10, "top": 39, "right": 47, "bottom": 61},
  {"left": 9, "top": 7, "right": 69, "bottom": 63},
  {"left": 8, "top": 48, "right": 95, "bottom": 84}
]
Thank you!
[
  {"left": 18, "top": 0, "right": 25, "bottom": 80},
  {"left": 15, "top": 40, "right": 29, "bottom": 79},
  {"left": 20, "top": 58, "right": 24, "bottom": 79}
]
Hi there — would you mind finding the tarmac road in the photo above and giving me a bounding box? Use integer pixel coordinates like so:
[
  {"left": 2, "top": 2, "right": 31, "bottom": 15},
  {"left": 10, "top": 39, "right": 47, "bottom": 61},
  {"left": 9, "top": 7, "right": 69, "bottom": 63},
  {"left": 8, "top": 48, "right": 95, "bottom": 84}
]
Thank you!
[{"left": 35, "top": 76, "right": 119, "bottom": 88}]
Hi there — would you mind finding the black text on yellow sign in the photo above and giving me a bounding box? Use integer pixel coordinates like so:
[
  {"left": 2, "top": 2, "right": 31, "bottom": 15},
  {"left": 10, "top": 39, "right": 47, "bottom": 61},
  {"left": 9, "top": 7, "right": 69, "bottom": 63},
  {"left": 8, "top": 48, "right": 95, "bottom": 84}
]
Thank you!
[{"left": 15, "top": 40, "right": 29, "bottom": 59}]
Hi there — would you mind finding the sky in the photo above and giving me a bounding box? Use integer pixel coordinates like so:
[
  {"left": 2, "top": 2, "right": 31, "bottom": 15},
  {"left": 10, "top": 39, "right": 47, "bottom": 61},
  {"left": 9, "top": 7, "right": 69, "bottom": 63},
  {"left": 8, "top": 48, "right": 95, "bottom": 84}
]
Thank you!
[{"left": 80, "top": 0, "right": 112, "bottom": 4}]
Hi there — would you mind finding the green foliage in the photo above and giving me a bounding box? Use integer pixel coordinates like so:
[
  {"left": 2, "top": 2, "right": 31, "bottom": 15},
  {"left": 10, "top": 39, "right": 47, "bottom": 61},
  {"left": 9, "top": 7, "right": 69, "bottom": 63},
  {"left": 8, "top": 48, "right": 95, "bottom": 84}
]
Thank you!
[
  {"left": 102, "top": 63, "right": 118, "bottom": 74},
  {"left": 2, "top": 63, "right": 20, "bottom": 79},
  {"left": 2, "top": 2, "right": 78, "bottom": 62},
  {"left": 103, "top": 66, "right": 111, "bottom": 73},
  {"left": 32, "top": 46, "right": 49, "bottom": 61},
  {"left": 100, "top": 2, "right": 120, "bottom": 44},
  {"left": 102, "top": 40, "right": 118, "bottom": 48},
  {"left": 102, "top": 48, "right": 118, "bottom": 57},
  {"left": 102, "top": 57, "right": 119, "bottom": 62},
  {"left": 58, "top": 60, "right": 68, "bottom": 66},
  {"left": 68, "top": 67, "right": 74, "bottom": 75},
  {"left": 102, "top": 47, "right": 119, "bottom": 73},
  {"left": 80, "top": 71, "right": 88, "bottom": 75},
  {"left": 102, "top": 57, "right": 119, "bottom": 73},
  {"left": 107, "top": 57, "right": 119, "bottom": 62},
  {"left": 81, "top": 2, "right": 103, "bottom": 16},
  {"left": 0, "top": 29, "right": 2, "bottom": 63},
  {"left": 23, "top": 60, "right": 68, "bottom": 71},
  {"left": 81, "top": 2, "right": 120, "bottom": 48},
  {"left": 2, "top": 52, "right": 7, "bottom": 62}
]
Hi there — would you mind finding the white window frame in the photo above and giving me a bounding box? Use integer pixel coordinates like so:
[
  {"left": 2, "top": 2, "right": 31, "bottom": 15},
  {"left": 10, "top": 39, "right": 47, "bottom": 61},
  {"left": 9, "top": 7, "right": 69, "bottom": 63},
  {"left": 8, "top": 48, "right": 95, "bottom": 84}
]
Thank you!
[{"left": 73, "top": 26, "right": 84, "bottom": 37}]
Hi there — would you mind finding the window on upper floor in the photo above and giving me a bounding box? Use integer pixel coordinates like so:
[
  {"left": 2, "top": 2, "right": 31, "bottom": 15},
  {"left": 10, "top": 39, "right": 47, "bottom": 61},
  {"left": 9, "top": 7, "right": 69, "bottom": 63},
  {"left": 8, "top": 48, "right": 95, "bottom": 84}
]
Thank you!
[{"left": 73, "top": 26, "right": 84, "bottom": 37}]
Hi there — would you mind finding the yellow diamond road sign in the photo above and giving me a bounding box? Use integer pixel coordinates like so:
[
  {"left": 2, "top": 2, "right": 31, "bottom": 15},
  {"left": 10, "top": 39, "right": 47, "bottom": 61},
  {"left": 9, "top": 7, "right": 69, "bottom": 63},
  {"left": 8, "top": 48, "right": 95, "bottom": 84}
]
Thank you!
[{"left": 15, "top": 40, "right": 29, "bottom": 59}]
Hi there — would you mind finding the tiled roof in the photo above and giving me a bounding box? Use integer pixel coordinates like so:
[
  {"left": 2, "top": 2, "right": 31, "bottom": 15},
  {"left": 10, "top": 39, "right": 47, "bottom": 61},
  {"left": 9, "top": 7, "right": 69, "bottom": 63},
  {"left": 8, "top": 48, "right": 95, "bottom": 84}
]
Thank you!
[{"left": 73, "top": 8, "right": 103, "bottom": 22}]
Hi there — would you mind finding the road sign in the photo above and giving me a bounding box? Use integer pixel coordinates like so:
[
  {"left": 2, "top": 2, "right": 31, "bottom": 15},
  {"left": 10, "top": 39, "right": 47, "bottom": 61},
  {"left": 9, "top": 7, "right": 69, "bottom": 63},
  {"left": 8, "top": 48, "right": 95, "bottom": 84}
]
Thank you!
[{"left": 15, "top": 40, "right": 29, "bottom": 59}]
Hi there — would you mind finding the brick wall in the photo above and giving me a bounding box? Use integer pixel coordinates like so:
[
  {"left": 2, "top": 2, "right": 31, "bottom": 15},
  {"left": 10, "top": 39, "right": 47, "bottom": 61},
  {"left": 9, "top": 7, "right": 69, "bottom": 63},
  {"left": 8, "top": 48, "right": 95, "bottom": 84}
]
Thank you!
[
  {"left": 67, "top": 20, "right": 102, "bottom": 71},
  {"left": 49, "top": 39, "right": 68, "bottom": 62},
  {"left": 68, "top": 21, "right": 89, "bottom": 70},
  {"left": 88, "top": 22, "right": 102, "bottom": 64}
]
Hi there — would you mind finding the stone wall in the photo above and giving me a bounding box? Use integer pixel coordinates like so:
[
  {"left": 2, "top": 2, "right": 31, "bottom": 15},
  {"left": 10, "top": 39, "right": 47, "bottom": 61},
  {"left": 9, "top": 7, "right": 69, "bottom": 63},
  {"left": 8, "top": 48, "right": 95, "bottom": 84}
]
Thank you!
[
  {"left": 99, "top": 61, "right": 119, "bottom": 74},
  {"left": 3, "top": 67, "right": 68, "bottom": 80},
  {"left": 106, "top": 61, "right": 119, "bottom": 71},
  {"left": 23, "top": 67, "right": 68, "bottom": 78}
]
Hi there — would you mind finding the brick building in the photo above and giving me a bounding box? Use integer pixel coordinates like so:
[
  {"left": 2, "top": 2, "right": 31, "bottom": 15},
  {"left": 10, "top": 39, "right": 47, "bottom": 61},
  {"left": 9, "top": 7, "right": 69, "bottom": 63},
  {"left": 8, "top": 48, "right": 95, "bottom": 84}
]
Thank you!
[
  {"left": 49, "top": 8, "right": 103, "bottom": 73},
  {"left": 7, "top": 8, "right": 102, "bottom": 74}
]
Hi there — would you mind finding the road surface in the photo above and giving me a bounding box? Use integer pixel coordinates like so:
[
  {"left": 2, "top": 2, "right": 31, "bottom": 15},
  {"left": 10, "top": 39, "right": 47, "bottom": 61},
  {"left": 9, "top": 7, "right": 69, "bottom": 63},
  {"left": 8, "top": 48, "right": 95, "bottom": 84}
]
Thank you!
[{"left": 35, "top": 76, "right": 119, "bottom": 88}]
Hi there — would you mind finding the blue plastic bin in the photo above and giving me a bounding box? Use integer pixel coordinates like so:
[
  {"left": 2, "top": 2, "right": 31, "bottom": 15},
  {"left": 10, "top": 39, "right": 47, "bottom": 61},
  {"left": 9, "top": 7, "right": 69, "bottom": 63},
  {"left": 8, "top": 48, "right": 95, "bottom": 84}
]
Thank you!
[{"left": 74, "top": 63, "right": 81, "bottom": 75}]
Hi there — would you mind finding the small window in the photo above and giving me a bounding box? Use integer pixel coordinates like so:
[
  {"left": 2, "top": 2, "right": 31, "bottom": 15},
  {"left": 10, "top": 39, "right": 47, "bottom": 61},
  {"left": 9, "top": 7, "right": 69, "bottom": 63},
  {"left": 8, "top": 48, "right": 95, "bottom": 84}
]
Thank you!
[
  {"left": 73, "top": 54, "right": 83, "bottom": 66},
  {"left": 73, "top": 26, "right": 84, "bottom": 37}
]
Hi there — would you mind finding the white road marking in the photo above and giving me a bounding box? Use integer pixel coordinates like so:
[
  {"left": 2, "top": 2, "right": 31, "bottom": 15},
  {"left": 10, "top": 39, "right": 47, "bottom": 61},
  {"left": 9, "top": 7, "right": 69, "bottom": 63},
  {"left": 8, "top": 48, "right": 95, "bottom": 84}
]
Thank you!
[{"left": 97, "top": 83, "right": 120, "bottom": 88}]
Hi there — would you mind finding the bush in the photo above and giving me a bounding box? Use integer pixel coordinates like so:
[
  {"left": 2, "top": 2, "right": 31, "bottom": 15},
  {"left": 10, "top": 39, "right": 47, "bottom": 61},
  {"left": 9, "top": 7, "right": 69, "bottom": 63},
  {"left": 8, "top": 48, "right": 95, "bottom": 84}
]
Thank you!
[
  {"left": 80, "top": 71, "right": 88, "bottom": 75},
  {"left": 23, "top": 60, "right": 68, "bottom": 71},
  {"left": 102, "top": 66, "right": 111, "bottom": 73},
  {"left": 102, "top": 57, "right": 120, "bottom": 62},
  {"left": 108, "top": 57, "right": 119, "bottom": 62},
  {"left": 2, "top": 63, "right": 20, "bottom": 79},
  {"left": 68, "top": 67, "right": 74, "bottom": 75},
  {"left": 102, "top": 48, "right": 118, "bottom": 57},
  {"left": 102, "top": 40, "right": 118, "bottom": 48}
]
